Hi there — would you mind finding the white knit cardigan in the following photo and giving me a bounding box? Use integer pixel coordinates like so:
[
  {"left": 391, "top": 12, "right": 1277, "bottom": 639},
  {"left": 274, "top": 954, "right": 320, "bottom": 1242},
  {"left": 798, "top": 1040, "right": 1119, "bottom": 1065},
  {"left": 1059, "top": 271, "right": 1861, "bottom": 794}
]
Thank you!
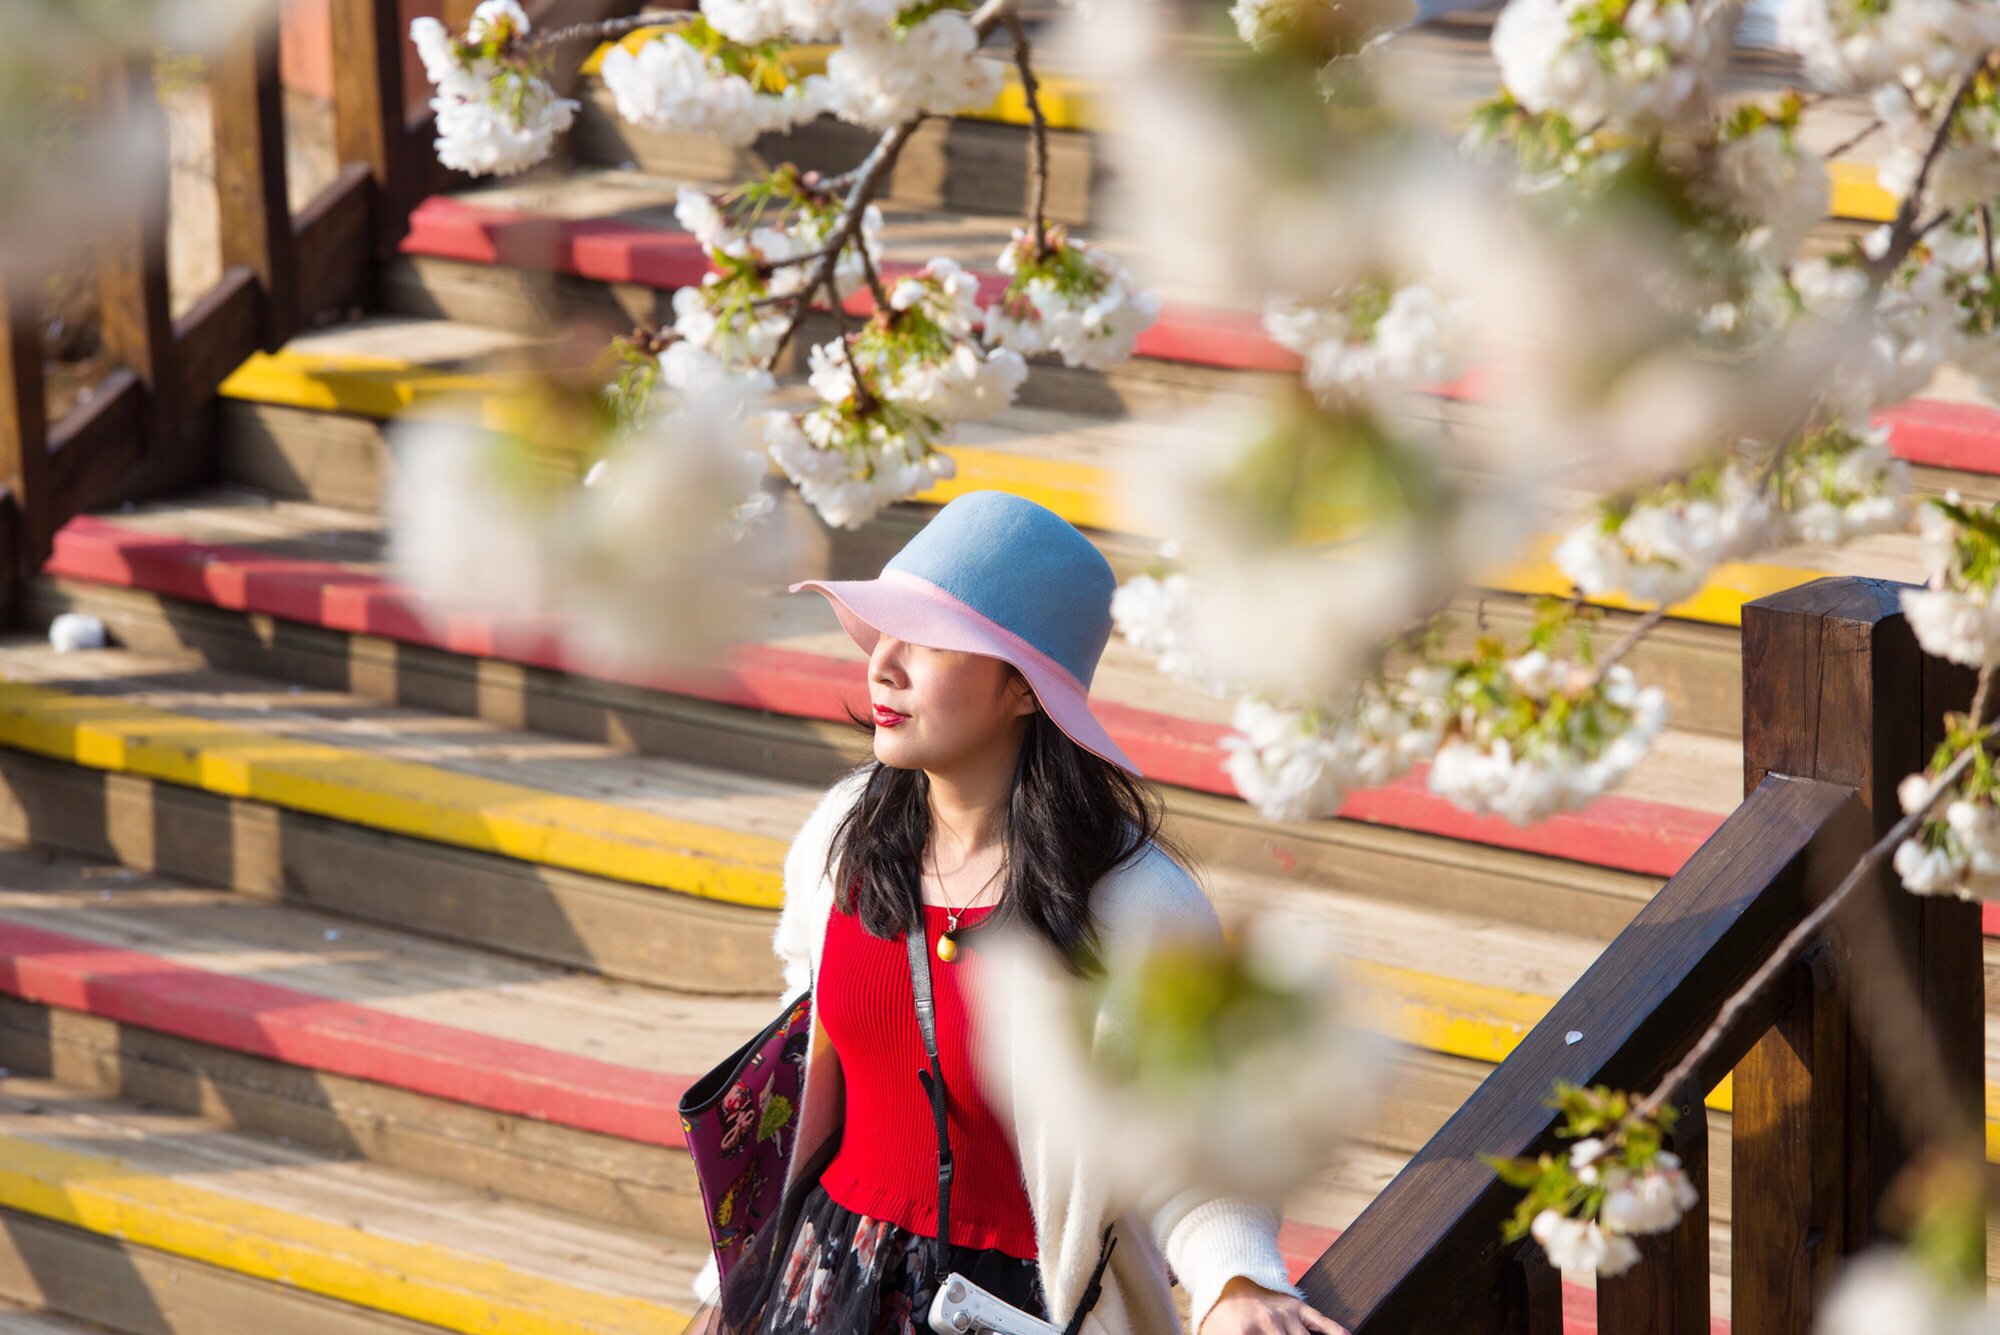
[{"left": 766, "top": 773, "right": 1299, "bottom": 1335}]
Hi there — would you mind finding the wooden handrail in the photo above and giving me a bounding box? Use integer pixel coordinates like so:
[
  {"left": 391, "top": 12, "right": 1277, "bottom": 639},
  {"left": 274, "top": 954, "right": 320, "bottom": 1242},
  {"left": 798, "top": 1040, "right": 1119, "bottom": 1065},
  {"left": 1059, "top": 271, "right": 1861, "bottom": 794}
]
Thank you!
[
  {"left": 1301, "top": 774, "right": 1864, "bottom": 1333},
  {"left": 1301, "top": 576, "right": 1985, "bottom": 1334},
  {"left": 0, "top": 0, "right": 422, "bottom": 598}
]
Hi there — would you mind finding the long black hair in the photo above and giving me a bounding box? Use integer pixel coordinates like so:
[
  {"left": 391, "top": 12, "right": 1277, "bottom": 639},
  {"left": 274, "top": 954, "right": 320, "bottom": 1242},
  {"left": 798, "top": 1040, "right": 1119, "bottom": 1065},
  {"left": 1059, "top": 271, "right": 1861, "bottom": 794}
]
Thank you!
[{"left": 827, "top": 693, "right": 1171, "bottom": 969}]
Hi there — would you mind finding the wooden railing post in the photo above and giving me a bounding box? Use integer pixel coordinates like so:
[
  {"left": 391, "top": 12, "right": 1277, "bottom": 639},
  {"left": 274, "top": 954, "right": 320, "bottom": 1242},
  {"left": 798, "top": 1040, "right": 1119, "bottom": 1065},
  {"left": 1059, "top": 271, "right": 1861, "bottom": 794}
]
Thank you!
[
  {"left": 211, "top": 7, "right": 298, "bottom": 349},
  {"left": 331, "top": 0, "right": 414, "bottom": 254},
  {"left": 0, "top": 269, "right": 48, "bottom": 574},
  {"left": 1596, "top": 1078, "right": 1710, "bottom": 1335},
  {"left": 1733, "top": 577, "right": 1983, "bottom": 1334},
  {"left": 90, "top": 54, "right": 175, "bottom": 459}
]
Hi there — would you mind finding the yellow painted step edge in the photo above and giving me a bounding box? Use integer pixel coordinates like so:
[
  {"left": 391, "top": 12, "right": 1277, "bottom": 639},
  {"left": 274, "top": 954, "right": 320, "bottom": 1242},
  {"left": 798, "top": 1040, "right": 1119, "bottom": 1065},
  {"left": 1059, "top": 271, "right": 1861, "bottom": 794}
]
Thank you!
[
  {"left": 0, "top": 681, "right": 788, "bottom": 910},
  {"left": 217, "top": 348, "right": 1827, "bottom": 630},
  {"left": 0, "top": 1129, "right": 684, "bottom": 1335}
]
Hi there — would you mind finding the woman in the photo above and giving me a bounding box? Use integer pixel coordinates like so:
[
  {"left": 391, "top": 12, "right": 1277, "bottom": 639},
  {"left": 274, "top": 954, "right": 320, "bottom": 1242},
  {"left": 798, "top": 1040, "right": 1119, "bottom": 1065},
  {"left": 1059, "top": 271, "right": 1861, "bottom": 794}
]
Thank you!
[{"left": 731, "top": 491, "right": 1344, "bottom": 1335}]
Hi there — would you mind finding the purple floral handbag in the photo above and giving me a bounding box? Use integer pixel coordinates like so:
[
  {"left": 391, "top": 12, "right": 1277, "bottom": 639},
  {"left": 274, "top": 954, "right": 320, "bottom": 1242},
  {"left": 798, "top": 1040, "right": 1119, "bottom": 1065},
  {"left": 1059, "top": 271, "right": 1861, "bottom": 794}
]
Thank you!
[{"left": 679, "top": 992, "right": 814, "bottom": 1283}]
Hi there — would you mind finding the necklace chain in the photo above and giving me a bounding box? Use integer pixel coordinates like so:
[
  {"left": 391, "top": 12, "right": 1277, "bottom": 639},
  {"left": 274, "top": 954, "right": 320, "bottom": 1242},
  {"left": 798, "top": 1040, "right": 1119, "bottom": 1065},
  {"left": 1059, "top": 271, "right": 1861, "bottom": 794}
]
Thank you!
[{"left": 929, "top": 844, "right": 1005, "bottom": 932}]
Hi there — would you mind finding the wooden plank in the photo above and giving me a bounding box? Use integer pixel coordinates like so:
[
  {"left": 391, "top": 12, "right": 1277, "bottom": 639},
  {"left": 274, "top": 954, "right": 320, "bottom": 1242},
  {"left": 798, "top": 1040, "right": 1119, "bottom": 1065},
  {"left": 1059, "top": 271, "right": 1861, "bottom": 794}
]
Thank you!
[
  {"left": 169, "top": 266, "right": 261, "bottom": 410},
  {"left": 209, "top": 10, "right": 296, "bottom": 347},
  {"left": 0, "top": 271, "right": 48, "bottom": 567},
  {"left": 0, "top": 746, "right": 782, "bottom": 995},
  {"left": 0, "top": 997, "right": 704, "bottom": 1239},
  {"left": 90, "top": 54, "right": 174, "bottom": 456},
  {"left": 293, "top": 163, "right": 375, "bottom": 322},
  {"left": 0, "top": 1088, "right": 697, "bottom": 1335},
  {"left": 1299, "top": 775, "right": 1865, "bottom": 1333},
  {"left": 44, "top": 369, "right": 142, "bottom": 540},
  {"left": 329, "top": 0, "right": 409, "bottom": 252},
  {"left": 0, "top": 1206, "right": 450, "bottom": 1335}
]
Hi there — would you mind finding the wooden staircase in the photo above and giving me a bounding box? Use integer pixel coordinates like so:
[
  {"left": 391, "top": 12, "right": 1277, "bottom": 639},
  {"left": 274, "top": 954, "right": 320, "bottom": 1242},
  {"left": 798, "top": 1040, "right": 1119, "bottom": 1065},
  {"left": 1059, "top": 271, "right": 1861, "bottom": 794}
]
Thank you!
[{"left": 0, "top": 3, "right": 1996, "bottom": 1333}]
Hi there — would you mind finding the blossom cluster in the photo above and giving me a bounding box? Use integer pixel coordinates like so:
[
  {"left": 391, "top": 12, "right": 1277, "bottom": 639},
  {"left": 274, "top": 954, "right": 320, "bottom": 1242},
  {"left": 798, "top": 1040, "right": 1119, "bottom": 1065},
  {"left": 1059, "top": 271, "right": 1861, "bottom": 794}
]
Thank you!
[
  {"left": 1219, "top": 670, "right": 1451, "bottom": 824},
  {"left": 1491, "top": 0, "right": 1729, "bottom": 132},
  {"left": 824, "top": 12, "right": 1003, "bottom": 127},
  {"left": 1554, "top": 453, "right": 1777, "bottom": 606},
  {"left": 1556, "top": 429, "right": 1910, "bottom": 607},
  {"left": 410, "top": 0, "right": 578, "bottom": 177},
  {"left": 1427, "top": 645, "right": 1668, "bottom": 827},
  {"left": 671, "top": 177, "right": 883, "bottom": 366},
  {"left": 1263, "top": 282, "right": 1468, "bottom": 406},
  {"left": 598, "top": 21, "right": 828, "bottom": 149},
  {"left": 1901, "top": 496, "right": 2000, "bottom": 669},
  {"left": 984, "top": 227, "right": 1162, "bottom": 370},
  {"left": 1893, "top": 741, "right": 2000, "bottom": 901},
  {"left": 1776, "top": 0, "right": 2000, "bottom": 93},
  {"left": 1491, "top": 1083, "right": 1701, "bottom": 1279},
  {"left": 763, "top": 257, "right": 1027, "bottom": 527}
]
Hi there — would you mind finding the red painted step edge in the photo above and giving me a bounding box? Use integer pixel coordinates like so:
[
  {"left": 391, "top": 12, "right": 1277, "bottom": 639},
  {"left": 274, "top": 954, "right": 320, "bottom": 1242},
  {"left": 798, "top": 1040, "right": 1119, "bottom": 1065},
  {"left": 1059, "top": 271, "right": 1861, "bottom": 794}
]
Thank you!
[
  {"left": 48, "top": 516, "right": 1719, "bottom": 881},
  {"left": 400, "top": 195, "right": 1305, "bottom": 374},
  {"left": 1275, "top": 1221, "right": 1728, "bottom": 1335},
  {"left": 402, "top": 195, "right": 2000, "bottom": 474},
  {"left": 0, "top": 917, "right": 691, "bottom": 1147}
]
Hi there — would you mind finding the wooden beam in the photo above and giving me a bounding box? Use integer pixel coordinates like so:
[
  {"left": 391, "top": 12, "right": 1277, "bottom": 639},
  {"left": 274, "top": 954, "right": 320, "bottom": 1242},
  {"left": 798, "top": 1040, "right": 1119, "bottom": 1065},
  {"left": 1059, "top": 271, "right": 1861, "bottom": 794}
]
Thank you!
[
  {"left": 90, "top": 53, "right": 174, "bottom": 453},
  {"left": 46, "top": 369, "right": 143, "bottom": 532},
  {"left": 174, "top": 267, "right": 262, "bottom": 409},
  {"left": 330, "top": 0, "right": 409, "bottom": 252},
  {"left": 293, "top": 164, "right": 375, "bottom": 322},
  {"left": 210, "top": 8, "right": 297, "bottom": 348},
  {"left": 0, "top": 270, "right": 49, "bottom": 567},
  {"left": 1298, "top": 774, "right": 1866, "bottom": 1334}
]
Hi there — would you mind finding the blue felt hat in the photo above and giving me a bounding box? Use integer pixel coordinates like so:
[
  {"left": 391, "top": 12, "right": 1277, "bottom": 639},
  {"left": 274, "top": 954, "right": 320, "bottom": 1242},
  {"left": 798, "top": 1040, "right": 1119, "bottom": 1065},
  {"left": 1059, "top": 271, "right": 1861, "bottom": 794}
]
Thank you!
[{"left": 792, "top": 491, "right": 1138, "bottom": 774}]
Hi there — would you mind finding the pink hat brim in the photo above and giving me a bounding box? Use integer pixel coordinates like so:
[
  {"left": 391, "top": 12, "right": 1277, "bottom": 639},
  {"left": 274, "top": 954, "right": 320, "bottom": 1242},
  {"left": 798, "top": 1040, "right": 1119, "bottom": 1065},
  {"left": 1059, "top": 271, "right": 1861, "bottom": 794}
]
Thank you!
[{"left": 792, "top": 569, "right": 1142, "bottom": 777}]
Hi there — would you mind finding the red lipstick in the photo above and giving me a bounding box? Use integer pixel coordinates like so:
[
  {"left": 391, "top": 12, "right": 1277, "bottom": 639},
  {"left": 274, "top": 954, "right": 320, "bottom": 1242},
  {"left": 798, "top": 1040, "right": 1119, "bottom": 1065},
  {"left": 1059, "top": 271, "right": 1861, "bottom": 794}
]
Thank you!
[{"left": 873, "top": 705, "right": 908, "bottom": 728}]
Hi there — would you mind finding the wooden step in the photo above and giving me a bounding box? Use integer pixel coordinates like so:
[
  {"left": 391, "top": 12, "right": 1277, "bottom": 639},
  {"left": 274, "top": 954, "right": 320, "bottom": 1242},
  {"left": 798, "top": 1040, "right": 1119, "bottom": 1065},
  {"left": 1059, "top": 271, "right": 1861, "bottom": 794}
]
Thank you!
[
  {"left": 28, "top": 503, "right": 1735, "bottom": 885},
  {"left": 0, "top": 1301, "right": 114, "bottom": 1335},
  {"left": 0, "top": 1074, "right": 704, "bottom": 1335}
]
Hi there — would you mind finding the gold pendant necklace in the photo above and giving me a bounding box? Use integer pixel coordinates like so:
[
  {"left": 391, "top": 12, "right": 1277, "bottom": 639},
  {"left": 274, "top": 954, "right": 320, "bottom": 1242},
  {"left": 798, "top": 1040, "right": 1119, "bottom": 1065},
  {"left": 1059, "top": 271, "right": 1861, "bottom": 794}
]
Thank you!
[{"left": 931, "top": 848, "right": 1003, "bottom": 964}]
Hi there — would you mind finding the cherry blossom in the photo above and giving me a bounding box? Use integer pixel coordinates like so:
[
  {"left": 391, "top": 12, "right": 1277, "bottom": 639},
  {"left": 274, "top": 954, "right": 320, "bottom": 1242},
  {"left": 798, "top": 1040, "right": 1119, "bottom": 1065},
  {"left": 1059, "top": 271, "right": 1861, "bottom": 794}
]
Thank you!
[
  {"left": 1263, "top": 282, "right": 1469, "bottom": 406},
  {"left": 1553, "top": 453, "right": 1778, "bottom": 607},
  {"left": 410, "top": 1, "right": 578, "bottom": 178},
  {"left": 1901, "top": 496, "right": 2000, "bottom": 668},
  {"left": 1492, "top": 0, "right": 1729, "bottom": 132},
  {"left": 1777, "top": 0, "right": 2000, "bottom": 92},
  {"left": 984, "top": 227, "right": 1161, "bottom": 370},
  {"left": 598, "top": 23, "right": 828, "bottom": 148},
  {"left": 823, "top": 12, "right": 1003, "bottom": 128}
]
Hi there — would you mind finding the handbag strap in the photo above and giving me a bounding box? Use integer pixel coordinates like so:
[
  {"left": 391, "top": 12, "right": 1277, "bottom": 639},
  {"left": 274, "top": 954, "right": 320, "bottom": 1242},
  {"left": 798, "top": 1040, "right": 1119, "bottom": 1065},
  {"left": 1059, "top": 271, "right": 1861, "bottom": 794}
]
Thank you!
[{"left": 906, "top": 923, "right": 955, "bottom": 1283}]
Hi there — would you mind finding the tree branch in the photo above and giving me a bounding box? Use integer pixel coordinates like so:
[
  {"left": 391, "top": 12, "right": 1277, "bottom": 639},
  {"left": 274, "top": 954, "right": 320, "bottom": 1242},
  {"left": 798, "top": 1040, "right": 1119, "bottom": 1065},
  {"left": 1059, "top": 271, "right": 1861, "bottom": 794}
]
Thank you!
[
  {"left": 526, "top": 10, "right": 678, "bottom": 50},
  {"left": 764, "top": 116, "right": 923, "bottom": 367},
  {"left": 1006, "top": 12, "right": 1052, "bottom": 258},
  {"left": 1870, "top": 54, "right": 1993, "bottom": 280}
]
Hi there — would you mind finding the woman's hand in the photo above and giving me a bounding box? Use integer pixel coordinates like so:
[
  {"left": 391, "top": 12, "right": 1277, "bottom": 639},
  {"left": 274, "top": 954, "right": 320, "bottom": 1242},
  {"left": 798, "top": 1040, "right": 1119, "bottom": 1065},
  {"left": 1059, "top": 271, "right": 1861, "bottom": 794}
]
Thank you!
[{"left": 1199, "top": 1276, "right": 1348, "bottom": 1335}]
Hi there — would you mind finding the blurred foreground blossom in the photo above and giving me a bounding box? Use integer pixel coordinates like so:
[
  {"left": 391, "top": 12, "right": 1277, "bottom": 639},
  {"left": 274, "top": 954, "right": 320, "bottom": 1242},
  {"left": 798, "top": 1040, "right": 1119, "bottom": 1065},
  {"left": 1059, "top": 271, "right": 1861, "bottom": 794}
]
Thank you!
[
  {"left": 1817, "top": 1154, "right": 1992, "bottom": 1335},
  {"left": 983, "top": 916, "right": 1378, "bottom": 1207},
  {"left": 1, "top": 0, "right": 270, "bottom": 263},
  {"left": 389, "top": 343, "right": 780, "bottom": 667}
]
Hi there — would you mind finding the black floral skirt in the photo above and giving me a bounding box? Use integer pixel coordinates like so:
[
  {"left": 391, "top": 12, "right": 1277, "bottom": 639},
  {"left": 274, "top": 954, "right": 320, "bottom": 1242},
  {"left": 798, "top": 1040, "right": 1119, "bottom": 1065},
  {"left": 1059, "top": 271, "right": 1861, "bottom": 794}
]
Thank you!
[{"left": 749, "top": 1182, "right": 1046, "bottom": 1335}]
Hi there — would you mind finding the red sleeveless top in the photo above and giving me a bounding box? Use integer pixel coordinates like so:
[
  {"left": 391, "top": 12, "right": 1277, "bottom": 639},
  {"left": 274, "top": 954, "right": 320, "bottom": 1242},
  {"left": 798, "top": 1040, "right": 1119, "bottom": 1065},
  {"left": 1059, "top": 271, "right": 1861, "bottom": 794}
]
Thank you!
[{"left": 816, "top": 903, "right": 1040, "bottom": 1260}]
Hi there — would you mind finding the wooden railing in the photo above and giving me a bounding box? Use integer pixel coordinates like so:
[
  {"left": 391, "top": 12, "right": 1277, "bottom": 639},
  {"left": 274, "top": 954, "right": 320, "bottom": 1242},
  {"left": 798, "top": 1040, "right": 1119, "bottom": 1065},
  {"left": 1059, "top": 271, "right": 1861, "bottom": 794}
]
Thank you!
[
  {"left": 1301, "top": 576, "right": 1986, "bottom": 1335},
  {"left": 0, "top": 0, "right": 422, "bottom": 618}
]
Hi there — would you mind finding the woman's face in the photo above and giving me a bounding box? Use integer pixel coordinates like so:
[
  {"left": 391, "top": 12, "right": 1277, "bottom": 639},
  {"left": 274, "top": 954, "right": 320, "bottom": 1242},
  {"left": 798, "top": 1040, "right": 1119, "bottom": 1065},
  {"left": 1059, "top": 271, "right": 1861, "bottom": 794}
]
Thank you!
[{"left": 867, "top": 635, "right": 1037, "bottom": 773}]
